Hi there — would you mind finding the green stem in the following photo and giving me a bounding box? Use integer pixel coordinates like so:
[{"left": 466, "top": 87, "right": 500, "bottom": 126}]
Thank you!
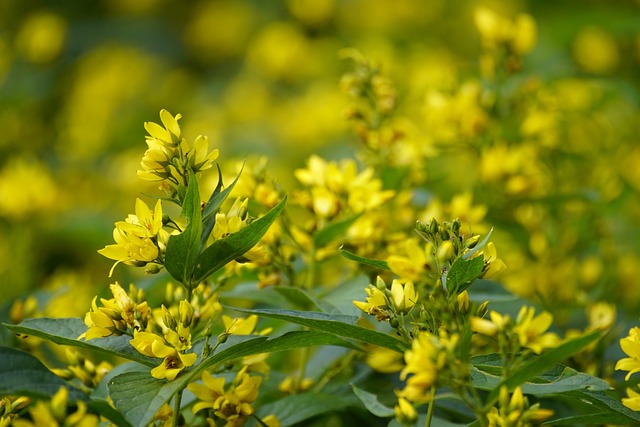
[
  {"left": 425, "top": 387, "right": 437, "bottom": 427},
  {"left": 172, "top": 389, "right": 183, "bottom": 427},
  {"left": 306, "top": 243, "right": 316, "bottom": 289},
  {"left": 295, "top": 345, "right": 310, "bottom": 393}
]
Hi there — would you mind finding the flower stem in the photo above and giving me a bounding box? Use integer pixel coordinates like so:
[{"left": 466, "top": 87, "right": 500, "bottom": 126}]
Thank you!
[
  {"left": 425, "top": 387, "right": 437, "bottom": 427},
  {"left": 173, "top": 389, "right": 183, "bottom": 427}
]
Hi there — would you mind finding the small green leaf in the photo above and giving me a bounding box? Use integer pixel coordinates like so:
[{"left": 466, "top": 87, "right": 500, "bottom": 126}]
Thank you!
[
  {"left": 165, "top": 171, "right": 203, "bottom": 285},
  {"left": 229, "top": 307, "right": 408, "bottom": 352},
  {"left": 200, "top": 165, "right": 243, "bottom": 248},
  {"left": 486, "top": 329, "right": 603, "bottom": 403},
  {"left": 351, "top": 384, "right": 395, "bottom": 417},
  {"left": 4, "top": 318, "right": 157, "bottom": 366},
  {"left": 339, "top": 247, "right": 390, "bottom": 271},
  {"left": 444, "top": 256, "right": 484, "bottom": 294},
  {"left": 462, "top": 227, "right": 493, "bottom": 260},
  {"left": 0, "top": 346, "right": 88, "bottom": 401},
  {"left": 192, "top": 196, "right": 287, "bottom": 283},
  {"left": 314, "top": 214, "right": 361, "bottom": 248}
]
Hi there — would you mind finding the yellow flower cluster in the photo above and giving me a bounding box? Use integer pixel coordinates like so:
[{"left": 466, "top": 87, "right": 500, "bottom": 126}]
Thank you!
[
  {"left": 8, "top": 387, "right": 98, "bottom": 427},
  {"left": 487, "top": 386, "right": 553, "bottom": 427}
]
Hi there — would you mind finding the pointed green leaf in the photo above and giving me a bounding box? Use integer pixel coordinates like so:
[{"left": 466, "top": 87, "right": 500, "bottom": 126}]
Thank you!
[
  {"left": 444, "top": 256, "right": 484, "bottom": 294},
  {"left": 3, "top": 318, "right": 157, "bottom": 366},
  {"left": 351, "top": 384, "right": 395, "bottom": 417},
  {"left": 462, "top": 227, "right": 493, "bottom": 260},
  {"left": 229, "top": 307, "right": 408, "bottom": 352},
  {"left": 313, "top": 214, "right": 361, "bottom": 247},
  {"left": 546, "top": 389, "right": 640, "bottom": 424},
  {"left": 165, "top": 171, "right": 203, "bottom": 285},
  {"left": 339, "top": 247, "right": 390, "bottom": 271},
  {"left": 486, "top": 329, "right": 603, "bottom": 403},
  {"left": 192, "top": 196, "right": 287, "bottom": 283},
  {"left": 109, "top": 330, "right": 352, "bottom": 427},
  {"left": 200, "top": 164, "right": 243, "bottom": 249},
  {"left": 471, "top": 355, "right": 610, "bottom": 395},
  {"left": 0, "top": 346, "right": 88, "bottom": 401}
]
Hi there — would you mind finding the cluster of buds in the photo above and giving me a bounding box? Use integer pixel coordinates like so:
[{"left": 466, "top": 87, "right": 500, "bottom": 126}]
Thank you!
[
  {"left": 416, "top": 217, "right": 506, "bottom": 281},
  {"left": 81, "top": 282, "right": 151, "bottom": 340},
  {"left": 487, "top": 386, "right": 553, "bottom": 426},
  {"left": 51, "top": 349, "right": 112, "bottom": 389},
  {"left": 137, "top": 109, "right": 219, "bottom": 193},
  {"left": 0, "top": 395, "right": 30, "bottom": 426}
]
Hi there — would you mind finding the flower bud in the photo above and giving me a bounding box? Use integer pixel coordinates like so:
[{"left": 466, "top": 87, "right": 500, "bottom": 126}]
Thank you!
[
  {"left": 376, "top": 276, "right": 388, "bottom": 291},
  {"left": 476, "top": 300, "right": 490, "bottom": 318},
  {"left": 429, "top": 217, "right": 439, "bottom": 235}
]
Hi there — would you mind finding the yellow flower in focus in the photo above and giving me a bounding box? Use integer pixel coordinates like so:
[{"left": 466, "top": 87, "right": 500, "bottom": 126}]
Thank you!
[
  {"left": 390, "top": 280, "right": 417, "bottom": 314},
  {"left": 616, "top": 327, "right": 640, "bottom": 381},
  {"left": 188, "top": 370, "right": 226, "bottom": 414},
  {"left": 480, "top": 242, "right": 507, "bottom": 279},
  {"left": 212, "top": 198, "right": 249, "bottom": 240},
  {"left": 353, "top": 282, "right": 389, "bottom": 321},
  {"left": 222, "top": 314, "right": 271, "bottom": 335},
  {"left": 130, "top": 331, "right": 197, "bottom": 380},
  {"left": 622, "top": 388, "right": 640, "bottom": 411},
  {"left": 513, "top": 307, "right": 560, "bottom": 354},
  {"left": 188, "top": 134, "right": 219, "bottom": 173}
]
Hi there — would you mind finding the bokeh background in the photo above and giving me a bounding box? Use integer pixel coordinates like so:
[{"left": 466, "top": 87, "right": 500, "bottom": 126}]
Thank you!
[{"left": 1, "top": 0, "right": 639, "bottom": 324}]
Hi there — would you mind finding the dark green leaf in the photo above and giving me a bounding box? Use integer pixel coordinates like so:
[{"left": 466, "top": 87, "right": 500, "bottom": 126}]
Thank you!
[
  {"left": 0, "top": 346, "right": 88, "bottom": 401},
  {"left": 229, "top": 307, "right": 408, "bottom": 352},
  {"left": 274, "top": 286, "right": 337, "bottom": 312},
  {"left": 165, "top": 171, "right": 203, "bottom": 285},
  {"left": 486, "top": 329, "right": 603, "bottom": 403},
  {"left": 109, "top": 330, "right": 352, "bottom": 427},
  {"left": 351, "top": 384, "right": 395, "bottom": 417},
  {"left": 255, "top": 390, "right": 362, "bottom": 426},
  {"left": 4, "top": 318, "right": 157, "bottom": 366},
  {"left": 444, "top": 256, "right": 484, "bottom": 294},
  {"left": 472, "top": 356, "right": 610, "bottom": 395},
  {"left": 313, "top": 214, "right": 361, "bottom": 247},
  {"left": 339, "top": 247, "right": 390, "bottom": 271},
  {"left": 546, "top": 389, "right": 640, "bottom": 424},
  {"left": 192, "top": 196, "right": 287, "bottom": 283}
]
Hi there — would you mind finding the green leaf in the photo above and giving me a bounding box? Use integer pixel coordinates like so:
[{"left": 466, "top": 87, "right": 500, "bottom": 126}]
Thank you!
[
  {"left": 273, "top": 286, "right": 339, "bottom": 313},
  {"left": 462, "top": 227, "right": 493, "bottom": 260},
  {"left": 229, "top": 307, "right": 408, "bottom": 352},
  {"left": 339, "top": 247, "right": 390, "bottom": 271},
  {"left": 472, "top": 355, "right": 610, "bottom": 395},
  {"left": 255, "top": 389, "right": 362, "bottom": 426},
  {"left": 486, "top": 329, "right": 603, "bottom": 403},
  {"left": 0, "top": 346, "right": 88, "bottom": 401},
  {"left": 351, "top": 384, "right": 395, "bottom": 417},
  {"left": 444, "top": 256, "right": 484, "bottom": 294},
  {"left": 546, "top": 389, "right": 640, "bottom": 425},
  {"left": 3, "top": 318, "right": 157, "bottom": 366},
  {"left": 109, "top": 330, "right": 352, "bottom": 427},
  {"left": 200, "top": 164, "right": 243, "bottom": 249},
  {"left": 165, "top": 171, "right": 203, "bottom": 285},
  {"left": 314, "top": 214, "right": 361, "bottom": 248},
  {"left": 191, "top": 195, "right": 287, "bottom": 283}
]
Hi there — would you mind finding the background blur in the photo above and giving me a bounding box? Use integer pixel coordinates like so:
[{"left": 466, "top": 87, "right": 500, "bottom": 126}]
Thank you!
[{"left": 1, "top": 0, "right": 639, "bottom": 320}]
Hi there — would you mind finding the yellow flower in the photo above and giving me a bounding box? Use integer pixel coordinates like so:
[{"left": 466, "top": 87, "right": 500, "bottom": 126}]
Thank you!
[
  {"left": 622, "top": 388, "right": 640, "bottom": 411},
  {"left": 365, "top": 346, "right": 404, "bottom": 374},
  {"left": 471, "top": 310, "right": 510, "bottom": 337},
  {"left": 188, "top": 134, "right": 219, "bottom": 172},
  {"left": 390, "top": 280, "right": 417, "bottom": 314},
  {"left": 394, "top": 397, "right": 418, "bottom": 425},
  {"left": 11, "top": 387, "right": 99, "bottom": 427},
  {"left": 487, "top": 386, "right": 553, "bottom": 426},
  {"left": 222, "top": 314, "right": 271, "bottom": 335},
  {"left": 398, "top": 332, "right": 439, "bottom": 403},
  {"left": 513, "top": 306, "right": 560, "bottom": 354},
  {"left": 387, "top": 238, "right": 435, "bottom": 283},
  {"left": 188, "top": 370, "right": 227, "bottom": 414},
  {"left": 353, "top": 282, "right": 389, "bottom": 321},
  {"left": 130, "top": 331, "right": 197, "bottom": 380},
  {"left": 616, "top": 327, "right": 640, "bottom": 381}
]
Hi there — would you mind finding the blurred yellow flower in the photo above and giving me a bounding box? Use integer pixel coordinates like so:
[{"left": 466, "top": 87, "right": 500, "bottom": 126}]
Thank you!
[
  {"left": 622, "top": 388, "right": 640, "bottom": 411},
  {"left": 513, "top": 307, "right": 559, "bottom": 354}
]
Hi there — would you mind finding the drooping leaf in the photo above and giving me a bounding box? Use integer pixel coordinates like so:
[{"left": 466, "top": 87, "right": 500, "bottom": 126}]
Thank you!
[
  {"left": 229, "top": 307, "right": 408, "bottom": 352},
  {"left": 165, "top": 170, "right": 203, "bottom": 285},
  {"left": 462, "top": 227, "right": 493, "bottom": 260},
  {"left": 351, "top": 384, "right": 395, "bottom": 417},
  {"left": 471, "top": 355, "right": 611, "bottom": 395},
  {"left": 444, "top": 256, "right": 484, "bottom": 295},
  {"left": 313, "top": 214, "right": 361, "bottom": 248},
  {"left": 4, "top": 318, "right": 157, "bottom": 366},
  {"left": 109, "top": 330, "right": 353, "bottom": 427},
  {"left": 486, "top": 329, "right": 603, "bottom": 403},
  {"left": 0, "top": 346, "right": 88, "bottom": 401},
  {"left": 339, "top": 247, "right": 390, "bottom": 271},
  {"left": 545, "top": 389, "right": 640, "bottom": 425},
  {"left": 191, "top": 196, "right": 287, "bottom": 283}
]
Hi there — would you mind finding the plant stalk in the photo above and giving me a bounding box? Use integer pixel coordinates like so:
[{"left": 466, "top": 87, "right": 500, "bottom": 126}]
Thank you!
[
  {"left": 425, "top": 387, "right": 437, "bottom": 427},
  {"left": 173, "top": 389, "right": 183, "bottom": 427}
]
